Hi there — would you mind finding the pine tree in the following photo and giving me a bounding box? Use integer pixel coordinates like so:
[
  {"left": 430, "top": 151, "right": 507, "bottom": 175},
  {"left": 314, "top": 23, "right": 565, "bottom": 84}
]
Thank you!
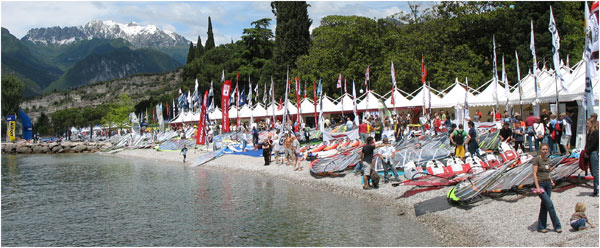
[
  {"left": 270, "top": 1, "right": 311, "bottom": 87},
  {"left": 205, "top": 16, "right": 216, "bottom": 50},
  {"left": 195, "top": 36, "right": 204, "bottom": 58},
  {"left": 186, "top": 42, "right": 195, "bottom": 64}
]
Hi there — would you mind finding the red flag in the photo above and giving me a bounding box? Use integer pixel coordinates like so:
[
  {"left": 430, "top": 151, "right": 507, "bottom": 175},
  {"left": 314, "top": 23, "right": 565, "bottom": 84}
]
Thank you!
[
  {"left": 197, "top": 91, "right": 209, "bottom": 145},
  {"left": 336, "top": 73, "right": 342, "bottom": 88},
  {"left": 344, "top": 78, "right": 347, "bottom": 94},
  {"left": 166, "top": 102, "right": 169, "bottom": 118},
  {"left": 421, "top": 55, "right": 427, "bottom": 84},
  {"left": 221, "top": 80, "right": 232, "bottom": 133},
  {"left": 278, "top": 98, "right": 283, "bottom": 110},
  {"left": 313, "top": 81, "right": 317, "bottom": 128},
  {"left": 295, "top": 77, "right": 301, "bottom": 124},
  {"left": 152, "top": 109, "right": 155, "bottom": 124}
]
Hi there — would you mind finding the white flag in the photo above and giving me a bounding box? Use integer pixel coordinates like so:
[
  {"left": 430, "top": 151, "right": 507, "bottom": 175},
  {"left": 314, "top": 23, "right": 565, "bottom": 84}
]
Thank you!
[
  {"left": 391, "top": 60, "right": 397, "bottom": 105},
  {"left": 548, "top": 6, "right": 567, "bottom": 92},
  {"left": 221, "top": 70, "right": 225, "bottom": 82},
  {"left": 492, "top": 35, "right": 499, "bottom": 107},
  {"left": 502, "top": 55, "right": 510, "bottom": 101},
  {"left": 465, "top": 77, "right": 470, "bottom": 120},
  {"left": 515, "top": 50, "right": 522, "bottom": 103},
  {"left": 352, "top": 79, "right": 359, "bottom": 126},
  {"left": 248, "top": 76, "right": 253, "bottom": 106},
  {"left": 530, "top": 20, "right": 541, "bottom": 97},
  {"left": 584, "top": 2, "right": 597, "bottom": 116}
]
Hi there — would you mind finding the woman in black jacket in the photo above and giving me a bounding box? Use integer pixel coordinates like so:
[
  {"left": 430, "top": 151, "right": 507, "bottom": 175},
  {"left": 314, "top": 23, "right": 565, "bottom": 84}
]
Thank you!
[{"left": 585, "top": 118, "right": 599, "bottom": 197}]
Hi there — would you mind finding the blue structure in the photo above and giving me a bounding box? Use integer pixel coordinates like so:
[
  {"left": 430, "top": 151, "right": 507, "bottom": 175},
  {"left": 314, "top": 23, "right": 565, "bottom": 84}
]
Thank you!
[{"left": 17, "top": 109, "right": 33, "bottom": 140}]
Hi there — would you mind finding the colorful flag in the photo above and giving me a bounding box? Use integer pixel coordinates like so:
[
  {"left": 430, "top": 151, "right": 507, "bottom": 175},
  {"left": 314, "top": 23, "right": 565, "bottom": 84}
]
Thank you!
[
  {"left": 548, "top": 6, "right": 567, "bottom": 92},
  {"left": 270, "top": 77, "right": 275, "bottom": 128},
  {"left": 502, "top": 55, "right": 510, "bottom": 102},
  {"left": 295, "top": 77, "right": 301, "bottom": 124},
  {"left": 263, "top": 82, "right": 267, "bottom": 104},
  {"left": 336, "top": 73, "right": 342, "bottom": 88},
  {"left": 254, "top": 79, "right": 259, "bottom": 103},
  {"left": 221, "top": 80, "right": 232, "bottom": 133},
  {"left": 197, "top": 91, "right": 209, "bottom": 145},
  {"left": 236, "top": 72, "right": 240, "bottom": 128},
  {"left": 492, "top": 35, "right": 499, "bottom": 108},
  {"left": 421, "top": 55, "right": 427, "bottom": 114},
  {"left": 282, "top": 68, "right": 290, "bottom": 132},
  {"left": 248, "top": 76, "right": 253, "bottom": 107},
  {"left": 208, "top": 80, "right": 214, "bottom": 113},
  {"left": 313, "top": 81, "right": 318, "bottom": 128},
  {"left": 531, "top": 20, "right": 541, "bottom": 97},
  {"left": 352, "top": 79, "right": 359, "bottom": 126},
  {"left": 365, "top": 66, "right": 370, "bottom": 91},
  {"left": 584, "top": 1, "right": 598, "bottom": 117},
  {"left": 391, "top": 60, "right": 397, "bottom": 105},
  {"left": 465, "top": 77, "right": 470, "bottom": 120},
  {"left": 515, "top": 50, "right": 522, "bottom": 104}
]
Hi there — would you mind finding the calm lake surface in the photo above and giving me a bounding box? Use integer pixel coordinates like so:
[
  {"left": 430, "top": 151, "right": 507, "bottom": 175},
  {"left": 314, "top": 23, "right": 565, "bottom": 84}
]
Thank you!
[{"left": 1, "top": 154, "right": 440, "bottom": 246}]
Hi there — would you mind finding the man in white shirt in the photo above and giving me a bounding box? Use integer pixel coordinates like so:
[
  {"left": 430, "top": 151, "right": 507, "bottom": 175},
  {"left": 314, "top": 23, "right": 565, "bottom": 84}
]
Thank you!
[
  {"left": 560, "top": 112, "right": 572, "bottom": 152},
  {"left": 376, "top": 137, "right": 399, "bottom": 183}
]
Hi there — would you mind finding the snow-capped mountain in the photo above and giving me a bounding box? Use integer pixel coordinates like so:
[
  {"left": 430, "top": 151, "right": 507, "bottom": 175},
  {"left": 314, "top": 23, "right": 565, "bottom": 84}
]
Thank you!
[{"left": 22, "top": 20, "right": 189, "bottom": 48}]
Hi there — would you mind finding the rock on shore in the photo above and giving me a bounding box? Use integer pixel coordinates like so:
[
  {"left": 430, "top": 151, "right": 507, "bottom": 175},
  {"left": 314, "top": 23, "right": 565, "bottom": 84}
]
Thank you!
[{"left": 2, "top": 141, "right": 112, "bottom": 154}]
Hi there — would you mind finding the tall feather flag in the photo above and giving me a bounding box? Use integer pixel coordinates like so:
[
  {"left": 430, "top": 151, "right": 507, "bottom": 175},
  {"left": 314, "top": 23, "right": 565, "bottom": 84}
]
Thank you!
[
  {"left": 465, "top": 77, "right": 470, "bottom": 121},
  {"left": 515, "top": 50, "right": 523, "bottom": 105},
  {"left": 236, "top": 72, "right": 240, "bottom": 128},
  {"left": 254, "top": 79, "right": 259, "bottom": 103},
  {"left": 282, "top": 67, "right": 290, "bottom": 132},
  {"left": 502, "top": 55, "right": 510, "bottom": 110},
  {"left": 531, "top": 20, "right": 541, "bottom": 98},
  {"left": 391, "top": 60, "right": 397, "bottom": 105},
  {"left": 421, "top": 55, "right": 427, "bottom": 115},
  {"left": 492, "top": 35, "right": 499, "bottom": 109},
  {"left": 262, "top": 82, "right": 267, "bottom": 104},
  {"left": 304, "top": 81, "right": 307, "bottom": 99},
  {"left": 295, "top": 77, "right": 301, "bottom": 125},
  {"left": 365, "top": 66, "right": 370, "bottom": 91},
  {"left": 313, "top": 81, "right": 318, "bottom": 128},
  {"left": 336, "top": 73, "right": 342, "bottom": 88},
  {"left": 270, "top": 76, "right": 275, "bottom": 128},
  {"left": 548, "top": 6, "right": 568, "bottom": 92},
  {"left": 221, "top": 70, "right": 225, "bottom": 82},
  {"left": 208, "top": 80, "right": 215, "bottom": 113},
  {"left": 248, "top": 76, "right": 253, "bottom": 107},
  {"left": 318, "top": 79, "right": 324, "bottom": 134},
  {"left": 584, "top": 1, "right": 598, "bottom": 117},
  {"left": 352, "top": 79, "right": 359, "bottom": 126}
]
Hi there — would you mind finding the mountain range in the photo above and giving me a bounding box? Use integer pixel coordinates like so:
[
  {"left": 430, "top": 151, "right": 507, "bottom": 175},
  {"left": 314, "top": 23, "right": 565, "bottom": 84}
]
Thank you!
[{"left": 1, "top": 20, "right": 191, "bottom": 96}]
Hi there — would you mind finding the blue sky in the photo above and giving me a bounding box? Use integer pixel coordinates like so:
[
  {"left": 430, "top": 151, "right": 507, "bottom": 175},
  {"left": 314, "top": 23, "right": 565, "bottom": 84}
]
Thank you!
[{"left": 1, "top": 1, "right": 435, "bottom": 45}]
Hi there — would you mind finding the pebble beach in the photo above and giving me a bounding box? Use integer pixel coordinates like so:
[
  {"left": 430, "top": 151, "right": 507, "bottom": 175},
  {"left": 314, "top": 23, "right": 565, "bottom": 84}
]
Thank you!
[{"left": 106, "top": 148, "right": 599, "bottom": 247}]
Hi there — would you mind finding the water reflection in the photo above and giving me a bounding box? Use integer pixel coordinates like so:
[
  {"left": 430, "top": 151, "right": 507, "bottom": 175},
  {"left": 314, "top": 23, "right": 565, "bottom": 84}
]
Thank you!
[{"left": 2, "top": 154, "right": 440, "bottom": 246}]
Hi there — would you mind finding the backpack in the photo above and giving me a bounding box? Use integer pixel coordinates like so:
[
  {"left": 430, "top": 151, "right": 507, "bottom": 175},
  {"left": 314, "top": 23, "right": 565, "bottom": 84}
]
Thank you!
[
  {"left": 454, "top": 130, "right": 466, "bottom": 145},
  {"left": 554, "top": 121, "right": 562, "bottom": 132}
]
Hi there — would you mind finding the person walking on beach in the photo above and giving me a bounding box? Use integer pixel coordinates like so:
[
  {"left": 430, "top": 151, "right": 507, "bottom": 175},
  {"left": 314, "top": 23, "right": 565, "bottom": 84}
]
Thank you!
[
  {"left": 252, "top": 126, "right": 259, "bottom": 149},
  {"left": 532, "top": 144, "right": 562, "bottom": 233},
  {"left": 465, "top": 121, "right": 480, "bottom": 158},
  {"left": 584, "top": 118, "right": 599, "bottom": 196},
  {"left": 284, "top": 133, "right": 293, "bottom": 166},
  {"left": 450, "top": 124, "right": 468, "bottom": 159},
  {"left": 360, "top": 137, "right": 377, "bottom": 190},
  {"left": 180, "top": 144, "right": 188, "bottom": 163},
  {"left": 292, "top": 135, "right": 302, "bottom": 171},
  {"left": 570, "top": 202, "right": 595, "bottom": 231}
]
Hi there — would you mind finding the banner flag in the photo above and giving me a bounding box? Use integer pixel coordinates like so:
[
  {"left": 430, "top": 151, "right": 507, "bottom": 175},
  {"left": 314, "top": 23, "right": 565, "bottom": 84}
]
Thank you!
[
  {"left": 221, "top": 80, "right": 232, "bottom": 133},
  {"left": 391, "top": 60, "right": 397, "bottom": 105},
  {"left": 492, "top": 35, "right": 499, "bottom": 108},
  {"left": 531, "top": 20, "right": 541, "bottom": 98},
  {"left": 584, "top": 1, "right": 598, "bottom": 116},
  {"left": 336, "top": 73, "right": 342, "bottom": 88},
  {"left": 548, "top": 6, "right": 568, "bottom": 92},
  {"left": 515, "top": 50, "right": 523, "bottom": 104},
  {"left": 352, "top": 80, "right": 359, "bottom": 126},
  {"left": 365, "top": 66, "right": 370, "bottom": 91},
  {"left": 465, "top": 77, "right": 470, "bottom": 121},
  {"left": 236, "top": 72, "right": 240, "bottom": 128},
  {"left": 313, "top": 81, "right": 318, "bottom": 128},
  {"left": 197, "top": 90, "right": 209, "bottom": 145},
  {"left": 270, "top": 77, "right": 275, "bottom": 128}
]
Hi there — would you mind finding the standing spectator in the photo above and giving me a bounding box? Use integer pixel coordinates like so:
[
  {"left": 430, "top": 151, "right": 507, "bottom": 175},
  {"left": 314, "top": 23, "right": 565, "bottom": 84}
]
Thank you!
[
  {"left": 377, "top": 137, "right": 399, "bottom": 183},
  {"left": 494, "top": 109, "right": 502, "bottom": 122},
  {"left": 540, "top": 109, "right": 550, "bottom": 124},
  {"left": 559, "top": 113, "right": 572, "bottom": 153},
  {"left": 262, "top": 137, "right": 272, "bottom": 166},
  {"left": 499, "top": 122, "right": 513, "bottom": 144},
  {"left": 584, "top": 118, "right": 599, "bottom": 197},
  {"left": 284, "top": 133, "right": 293, "bottom": 166},
  {"left": 450, "top": 124, "right": 468, "bottom": 159},
  {"left": 252, "top": 126, "right": 259, "bottom": 149},
  {"left": 292, "top": 135, "right": 301, "bottom": 171},
  {"left": 374, "top": 119, "right": 383, "bottom": 142},
  {"left": 448, "top": 123, "right": 457, "bottom": 138},
  {"left": 526, "top": 112, "right": 537, "bottom": 152},
  {"left": 360, "top": 137, "right": 377, "bottom": 190},
  {"left": 547, "top": 114, "right": 560, "bottom": 154},
  {"left": 433, "top": 113, "right": 442, "bottom": 135},
  {"left": 240, "top": 129, "right": 248, "bottom": 152},
  {"left": 359, "top": 120, "right": 368, "bottom": 143},
  {"left": 466, "top": 121, "right": 480, "bottom": 158},
  {"left": 303, "top": 125, "right": 311, "bottom": 144},
  {"left": 475, "top": 109, "right": 482, "bottom": 122},
  {"left": 534, "top": 118, "right": 546, "bottom": 153},
  {"left": 345, "top": 117, "right": 353, "bottom": 131},
  {"left": 533, "top": 144, "right": 562, "bottom": 233},
  {"left": 513, "top": 121, "right": 526, "bottom": 152}
]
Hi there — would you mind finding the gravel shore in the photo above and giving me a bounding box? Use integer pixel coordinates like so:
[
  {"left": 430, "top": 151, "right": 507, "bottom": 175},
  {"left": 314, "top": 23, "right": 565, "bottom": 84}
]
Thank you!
[{"left": 106, "top": 148, "right": 599, "bottom": 247}]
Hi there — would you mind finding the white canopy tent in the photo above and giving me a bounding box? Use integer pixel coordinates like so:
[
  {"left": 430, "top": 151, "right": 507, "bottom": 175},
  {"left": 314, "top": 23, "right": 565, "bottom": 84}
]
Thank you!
[
  {"left": 407, "top": 85, "right": 443, "bottom": 108},
  {"left": 335, "top": 93, "right": 356, "bottom": 113},
  {"left": 356, "top": 91, "right": 382, "bottom": 110},
  {"left": 437, "top": 79, "right": 477, "bottom": 108},
  {"left": 384, "top": 89, "right": 411, "bottom": 108}
]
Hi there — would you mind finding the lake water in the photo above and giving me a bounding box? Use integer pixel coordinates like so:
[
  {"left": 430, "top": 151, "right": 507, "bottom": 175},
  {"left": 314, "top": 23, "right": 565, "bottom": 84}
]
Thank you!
[{"left": 1, "top": 154, "right": 440, "bottom": 246}]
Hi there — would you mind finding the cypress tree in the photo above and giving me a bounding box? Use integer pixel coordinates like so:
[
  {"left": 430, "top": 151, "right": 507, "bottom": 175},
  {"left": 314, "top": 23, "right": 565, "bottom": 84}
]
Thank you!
[
  {"left": 186, "top": 41, "right": 195, "bottom": 64},
  {"left": 270, "top": 1, "right": 312, "bottom": 86},
  {"left": 205, "top": 16, "right": 216, "bottom": 50},
  {"left": 195, "top": 36, "right": 204, "bottom": 58}
]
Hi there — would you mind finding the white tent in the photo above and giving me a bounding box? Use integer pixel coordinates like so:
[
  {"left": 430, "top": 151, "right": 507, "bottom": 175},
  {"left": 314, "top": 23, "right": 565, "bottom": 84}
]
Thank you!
[
  {"left": 407, "top": 85, "right": 443, "bottom": 107},
  {"left": 299, "top": 98, "right": 316, "bottom": 114},
  {"left": 437, "top": 79, "right": 476, "bottom": 108},
  {"left": 384, "top": 90, "right": 411, "bottom": 108},
  {"left": 470, "top": 80, "right": 509, "bottom": 107},
  {"left": 335, "top": 93, "right": 355, "bottom": 113},
  {"left": 320, "top": 94, "right": 339, "bottom": 113},
  {"left": 208, "top": 107, "right": 222, "bottom": 120},
  {"left": 252, "top": 103, "right": 268, "bottom": 117},
  {"left": 356, "top": 91, "right": 381, "bottom": 110}
]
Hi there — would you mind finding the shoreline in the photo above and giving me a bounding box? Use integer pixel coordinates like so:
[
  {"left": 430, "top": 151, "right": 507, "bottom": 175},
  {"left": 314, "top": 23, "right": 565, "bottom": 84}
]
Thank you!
[{"left": 103, "top": 148, "right": 598, "bottom": 247}]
